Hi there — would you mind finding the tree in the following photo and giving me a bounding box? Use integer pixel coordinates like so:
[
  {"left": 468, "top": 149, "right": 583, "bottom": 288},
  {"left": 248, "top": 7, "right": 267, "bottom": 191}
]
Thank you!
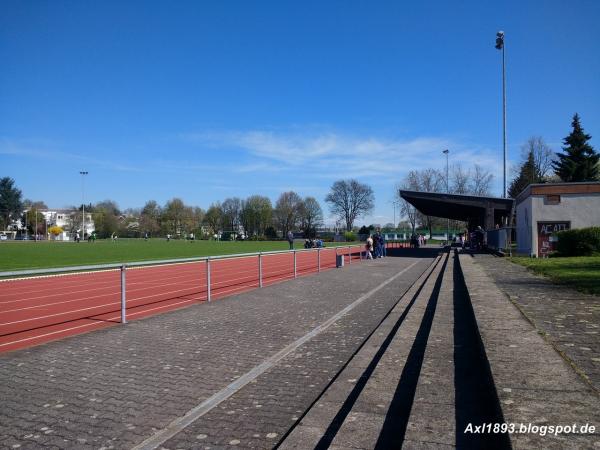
[
  {"left": 22, "top": 208, "right": 45, "bottom": 236},
  {"left": 92, "top": 201, "right": 120, "bottom": 238},
  {"left": 450, "top": 164, "right": 470, "bottom": 195},
  {"left": 508, "top": 151, "right": 536, "bottom": 198},
  {"left": 0, "top": 177, "right": 23, "bottom": 230},
  {"left": 163, "top": 198, "right": 186, "bottom": 236},
  {"left": 469, "top": 165, "right": 494, "bottom": 196},
  {"left": 298, "top": 196, "right": 323, "bottom": 238},
  {"left": 325, "top": 179, "right": 375, "bottom": 231},
  {"left": 240, "top": 195, "right": 272, "bottom": 237},
  {"left": 399, "top": 169, "right": 445, "bottom": 239},
  {"left": 221, "top": 197, "right": 241, "bottom": 231},
  {"left": 140, "top": 200, "right": 162, "bottom": 236},
  {"left": 553, "top": 113, "right": 599, "bottom": 182},
  {"left": 204, "top": 203, "right": 223, "bottom": 234},
  {"left": 527, "top": 136, "right": 554, "bottom": 181},
  {"left": 274, "top": 191, "right": 303, "bottom": 236}
]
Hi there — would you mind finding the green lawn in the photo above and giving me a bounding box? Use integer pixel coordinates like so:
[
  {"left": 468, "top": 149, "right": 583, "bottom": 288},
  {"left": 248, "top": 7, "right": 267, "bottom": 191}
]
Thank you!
[
  {"left": 0, "top": 239, "right": 358, "bottom": 272},
  {"left": 510, "top": 256, "right": 600, "bottom": 295}
]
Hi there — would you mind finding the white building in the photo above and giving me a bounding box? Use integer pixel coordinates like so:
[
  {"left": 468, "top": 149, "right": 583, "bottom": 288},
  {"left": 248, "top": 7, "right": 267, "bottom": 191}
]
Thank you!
[
  {"left": 515, "top": 182, "right": 600, "bottom": 257},
  {"left": 38, "top": 209, "right": 94, "bottom": 240}
]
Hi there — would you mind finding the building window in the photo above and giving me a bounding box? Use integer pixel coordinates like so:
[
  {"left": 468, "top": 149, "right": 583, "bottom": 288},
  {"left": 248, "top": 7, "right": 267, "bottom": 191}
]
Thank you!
[{"left": 545, "top": 195, "right": 561, "bottom": 205}]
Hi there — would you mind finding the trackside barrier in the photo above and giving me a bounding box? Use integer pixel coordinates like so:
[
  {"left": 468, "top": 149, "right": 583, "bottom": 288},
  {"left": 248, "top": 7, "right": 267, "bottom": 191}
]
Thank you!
[
  {"left": 120, "top": 265, "right": 127, "bottom": 324},
  {"left": 0, "top": 245, "right": 365, "bottom": 329}
]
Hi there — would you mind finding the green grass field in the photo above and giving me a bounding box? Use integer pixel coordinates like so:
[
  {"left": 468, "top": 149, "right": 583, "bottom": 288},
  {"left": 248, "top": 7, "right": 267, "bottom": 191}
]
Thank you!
[
  {"left": 510, "top": 256, "right": 600, "bottom": 295},
  {"left": 0, "top": 239, "right": 359, "bottom": 272}
]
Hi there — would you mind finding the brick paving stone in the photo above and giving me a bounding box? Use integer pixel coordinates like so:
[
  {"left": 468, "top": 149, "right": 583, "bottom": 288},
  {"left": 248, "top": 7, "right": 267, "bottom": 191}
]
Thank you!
[
  {"left": 460, "top": 254, "right": 600, "bottom": 449},
  {"left": 0, "top": 255, "right": 433, "bottom": 450},
  {"left": 158, "top": 256, "right": 434, "bottom": 450},
  {"left": 470, "top": 253, "right": 600, "bottom": 391}
]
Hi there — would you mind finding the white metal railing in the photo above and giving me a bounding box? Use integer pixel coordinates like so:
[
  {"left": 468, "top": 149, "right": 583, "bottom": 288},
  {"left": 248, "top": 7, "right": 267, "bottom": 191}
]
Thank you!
[{"left": 1, "top": 245, "right": 364, "bottom": 326}]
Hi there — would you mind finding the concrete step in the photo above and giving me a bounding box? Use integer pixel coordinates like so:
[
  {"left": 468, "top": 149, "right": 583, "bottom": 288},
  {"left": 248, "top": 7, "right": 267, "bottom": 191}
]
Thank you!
[
  {"left": 279, "top": 249, "right": 520, "bottom": 449},
  {"left": 279, "top": 252, "right": 449, "bottom": 449}
]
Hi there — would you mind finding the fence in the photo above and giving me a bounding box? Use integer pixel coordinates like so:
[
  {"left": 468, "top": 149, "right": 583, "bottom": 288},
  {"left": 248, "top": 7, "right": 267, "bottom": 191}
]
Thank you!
[{"left": 0, "top": 246, "right": 365, "bottom": 337}]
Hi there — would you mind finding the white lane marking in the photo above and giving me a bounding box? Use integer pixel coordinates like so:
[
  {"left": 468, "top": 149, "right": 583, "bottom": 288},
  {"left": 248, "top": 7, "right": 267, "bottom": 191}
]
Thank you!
[
  {"left": 131, "top": 259, "right": 422, "bottom": 450},
  {"left": 0, "top": 299, "right": 194, "bottom": 348}
]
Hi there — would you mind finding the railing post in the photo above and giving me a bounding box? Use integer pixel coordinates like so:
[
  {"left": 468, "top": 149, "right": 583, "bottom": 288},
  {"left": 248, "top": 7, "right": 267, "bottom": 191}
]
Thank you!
[
  {"left": 293, "top": 250, "right": 297, "bottom": 278},
  {"left": 206, "top": 257, "right": 211, "bottom": 302},
  {"left": 120, "top": 264, "right": 127, "bottom": 324},
  {"left": 258, "top": 252, "right": 263, "bottom": 288},
  {"left": 317, "top": 248, "right": 321, "bottom": 272}
]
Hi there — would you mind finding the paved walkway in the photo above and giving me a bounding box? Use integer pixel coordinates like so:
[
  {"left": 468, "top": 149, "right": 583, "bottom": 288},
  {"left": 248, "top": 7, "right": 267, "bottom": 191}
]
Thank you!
[
  {"left": 460, "top": 253, "right": 599, "bottom": 449},
  {"left": 0, "top": 253, "right": 435, "bottom": 450},
  {"left": 470, "top": 253, "right": 600, "bottom": 392},
  {"left": 2, "top": 249, "right": 598, "bottom": 449}
]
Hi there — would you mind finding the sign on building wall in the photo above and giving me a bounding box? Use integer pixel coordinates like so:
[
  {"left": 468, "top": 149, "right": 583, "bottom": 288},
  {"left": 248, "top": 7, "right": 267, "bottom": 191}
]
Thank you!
[{"left": 537, "top": 221, "right": 570, "bottom": 257}]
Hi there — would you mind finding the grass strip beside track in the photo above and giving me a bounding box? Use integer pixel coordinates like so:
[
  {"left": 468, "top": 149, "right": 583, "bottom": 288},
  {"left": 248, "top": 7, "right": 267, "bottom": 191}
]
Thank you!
[
  {"left": 0, "top": 239, "right": 359, "bottom": 271},
  {"left": 510, "top": 256, "right": 600, "bottom": 295}
]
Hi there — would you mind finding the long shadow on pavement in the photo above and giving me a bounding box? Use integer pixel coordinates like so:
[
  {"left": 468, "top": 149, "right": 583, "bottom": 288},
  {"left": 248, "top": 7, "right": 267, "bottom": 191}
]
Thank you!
[{"left": 453, "top": 251, "right": 512, "bottom": 449}]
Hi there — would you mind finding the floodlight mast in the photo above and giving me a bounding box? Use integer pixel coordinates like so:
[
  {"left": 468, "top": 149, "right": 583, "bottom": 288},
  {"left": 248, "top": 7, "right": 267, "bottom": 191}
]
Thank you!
[
  {"left": 496, "top": 31, "right": 507, "bottom": 198},
  {"left": 443, "top": 149, "right": 450, "bottom": 244},
  {"left": 80, "top": 171, "right": 88, "bottom": 239}
]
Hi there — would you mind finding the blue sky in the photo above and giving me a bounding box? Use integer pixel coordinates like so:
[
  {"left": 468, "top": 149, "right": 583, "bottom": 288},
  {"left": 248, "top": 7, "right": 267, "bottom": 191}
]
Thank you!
[{"left": 1, "top": 0, "right": 599, "bottom": 226}]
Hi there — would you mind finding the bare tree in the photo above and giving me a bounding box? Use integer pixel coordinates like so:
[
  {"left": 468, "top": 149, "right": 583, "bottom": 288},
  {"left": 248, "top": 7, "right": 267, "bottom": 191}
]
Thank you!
[
  {"left": 325, "top": 179, "right": 375, "bottom": 231},
  {"left": 274, "top": 191, "right": 303, "bottom": 236},
  {"left": 221, "top": 197, "right": 241, "bottom": 231},
  {"left": 450, "top": 164, "right": 470, "bottom": 194},
  {"left": 524, "top": 136, "right": 554, "bottom": 180},
  {"left": 469, "top": 165, "right": 494, "bottom": 196},
  {"left": 397, "top": 169, "right": 445, "bottom": 238},
  {"left": 298, "top": 196, "right": 323, "bottom": 238}
]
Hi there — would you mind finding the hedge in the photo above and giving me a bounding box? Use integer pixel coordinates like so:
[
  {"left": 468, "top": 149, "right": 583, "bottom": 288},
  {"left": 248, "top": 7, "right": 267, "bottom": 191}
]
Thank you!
[{"left": 556, "top": 227, "right": 600, "bottom": 256}]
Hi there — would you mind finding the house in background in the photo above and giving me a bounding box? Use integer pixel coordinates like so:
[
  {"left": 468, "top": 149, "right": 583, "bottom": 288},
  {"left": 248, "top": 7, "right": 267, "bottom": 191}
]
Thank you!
[
  {"left": 515, "top": 182, "right": 600, "bottom": 257},
  {"left": 37, "top": 209, "right": 95, "bottom": 240}
]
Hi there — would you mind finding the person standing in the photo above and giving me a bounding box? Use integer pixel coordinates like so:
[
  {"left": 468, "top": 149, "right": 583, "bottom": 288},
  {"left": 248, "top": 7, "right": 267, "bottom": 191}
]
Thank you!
[
  {"left": 380, "top": 233, "right": 386, "bottom": 257},
  {"left": 365, "top": 235, "right": 374, "bottom": 259},
  {"left": 287, "top": 230, "right": 294, "bottom": 250}
]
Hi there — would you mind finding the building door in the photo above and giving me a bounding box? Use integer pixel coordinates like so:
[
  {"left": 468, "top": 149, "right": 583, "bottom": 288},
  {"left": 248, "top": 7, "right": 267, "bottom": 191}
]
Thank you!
[{"left": 537, "top": 222, "right": 570, "bottom": 257}]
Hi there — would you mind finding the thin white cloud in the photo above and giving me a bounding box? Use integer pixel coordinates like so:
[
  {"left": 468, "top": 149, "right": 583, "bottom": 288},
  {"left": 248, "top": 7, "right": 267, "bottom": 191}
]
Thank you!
[
  {"left": 181, "top": 129, "right": 505, "bottom": 190},
  {"left": 0, "top": 138, "right": 145, "bottom": 173}
]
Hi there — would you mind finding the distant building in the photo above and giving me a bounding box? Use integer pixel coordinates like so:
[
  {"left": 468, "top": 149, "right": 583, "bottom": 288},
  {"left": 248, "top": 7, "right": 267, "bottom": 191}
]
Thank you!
[
  {"left": 515, "top": 182, "right": 600, "bottom": 257},
  {"left": 37, "top": 209, "right": 95, "bottom": 240}
]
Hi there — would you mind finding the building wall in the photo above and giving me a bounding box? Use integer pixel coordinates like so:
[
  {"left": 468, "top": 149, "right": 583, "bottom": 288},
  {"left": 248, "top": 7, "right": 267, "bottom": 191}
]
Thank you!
[{"left": 517, "top": 193, "right": 600, "bottom": 256}]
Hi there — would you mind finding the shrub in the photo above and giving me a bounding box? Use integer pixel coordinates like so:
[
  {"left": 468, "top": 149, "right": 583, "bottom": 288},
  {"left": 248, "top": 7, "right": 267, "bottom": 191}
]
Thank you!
[
  {"left": 344, "top": 231, "right": 357, "bottom": 242},
  {"left": 48, "top": 226, "right": 63, "bottom": 237},
  {"left": 556, "top": 227, "right": 600, "bottom": 256}
]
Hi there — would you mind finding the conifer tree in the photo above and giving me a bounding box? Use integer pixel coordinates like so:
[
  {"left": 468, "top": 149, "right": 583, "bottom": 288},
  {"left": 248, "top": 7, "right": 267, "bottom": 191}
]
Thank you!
[
  {"left": 508, "top": 151, "right": 537, "bottom": 198},
  {"left": 552, "top": 114, "right": 599, "bottom": 182}
]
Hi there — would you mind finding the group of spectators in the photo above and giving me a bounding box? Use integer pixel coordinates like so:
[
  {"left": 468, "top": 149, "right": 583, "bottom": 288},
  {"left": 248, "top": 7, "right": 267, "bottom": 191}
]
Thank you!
[
  {"left": 410, "top": 234, "right": 427, "bottom": 248},
  {"left": 364, "top": 231, "right": 386, "bottom": 260},
  {"left": 304, "top": 238, "right": 324, "bottom": 249}
]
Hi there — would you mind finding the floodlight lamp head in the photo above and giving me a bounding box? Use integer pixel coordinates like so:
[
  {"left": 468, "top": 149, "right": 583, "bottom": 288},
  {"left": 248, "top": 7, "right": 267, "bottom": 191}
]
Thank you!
[{"left": 497, "top": 31, "right": 504, "bottom": 37}]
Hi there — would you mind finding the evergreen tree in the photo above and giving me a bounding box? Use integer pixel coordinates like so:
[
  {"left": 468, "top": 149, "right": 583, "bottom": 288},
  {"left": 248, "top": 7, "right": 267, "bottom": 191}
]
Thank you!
[
  {"left": 0, "top": 177, "right": 23, "bottom": 230},
  {"left": 552, "top": 114, "right": 599, "bottom": 182},
  {"left": 508, "top": 151, "right": 538, "bottom": 198}
]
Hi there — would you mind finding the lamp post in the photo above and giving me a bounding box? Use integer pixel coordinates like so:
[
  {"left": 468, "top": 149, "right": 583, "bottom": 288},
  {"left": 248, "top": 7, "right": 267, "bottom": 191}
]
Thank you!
[
  {"left": 80, "top": 171, "right": 88, "bottom": 238},
  {"left": 495, "top": 31, "right": 507, "bottom": 198},
  {"left": 443, "top": 149, "right": 449, "bottom": 244}
]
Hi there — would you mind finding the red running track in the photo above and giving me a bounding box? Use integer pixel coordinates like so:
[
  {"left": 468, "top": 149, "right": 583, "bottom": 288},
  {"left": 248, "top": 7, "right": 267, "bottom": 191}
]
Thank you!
[{"left": 0, "top": 246, "right": 366, "bottom": 353}]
